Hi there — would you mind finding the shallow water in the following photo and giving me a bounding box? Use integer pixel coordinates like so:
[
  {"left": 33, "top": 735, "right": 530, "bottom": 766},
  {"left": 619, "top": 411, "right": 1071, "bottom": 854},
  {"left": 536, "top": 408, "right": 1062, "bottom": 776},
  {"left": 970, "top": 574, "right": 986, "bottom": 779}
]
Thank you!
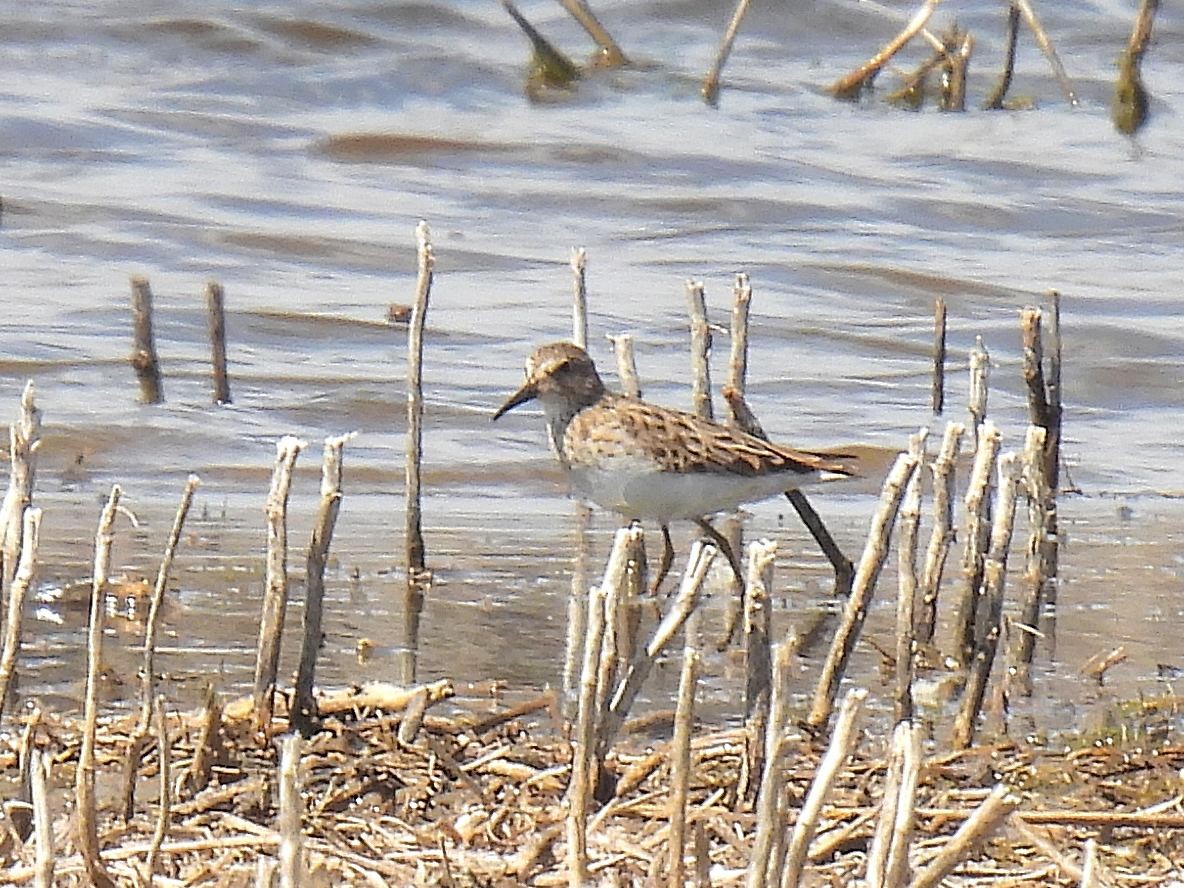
[{"left": 2, "top": 0, "right": 1182, "bottom": 734}]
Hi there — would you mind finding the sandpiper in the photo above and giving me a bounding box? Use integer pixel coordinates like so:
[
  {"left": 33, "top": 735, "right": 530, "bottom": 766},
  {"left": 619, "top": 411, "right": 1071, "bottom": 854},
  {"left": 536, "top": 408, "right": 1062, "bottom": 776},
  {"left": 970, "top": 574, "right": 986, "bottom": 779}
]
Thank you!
[{"left": 493, "top": 341, "right": 856, "bottom": 590}]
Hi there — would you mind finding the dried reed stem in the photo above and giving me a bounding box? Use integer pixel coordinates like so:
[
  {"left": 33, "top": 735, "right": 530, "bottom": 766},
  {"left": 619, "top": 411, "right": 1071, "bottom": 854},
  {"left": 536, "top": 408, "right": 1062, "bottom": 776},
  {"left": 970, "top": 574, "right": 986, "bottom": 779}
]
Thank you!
[
  {"left": 916, "top": 422, "right": 965, "bottom": 644},
  {"left": 984, "top": 2, "right": 1021, "bottom": 110},
  {"left": 894, "top": 430, "right": 927, "bottom": 723},
  {"left": 562, "top": 504, "right": 592, "bottom": 711},
  {"left": 0, "top": 507, "right": 39, "bottom": 713},
  {"left": 743, "top": 540, "right": 776, "bottom": 752},
  {"left": 568, "top": 584, "right": 607, "bottom": 886},
  {"left": 931, "top": 298, "right": 947, "bottom": 414},
  {"left": 606, "top": 333, "right": 641, "bottom": 399},
  {"left": 293, "top": 432, "right": 356, "bottom": 735},
  {"left": 570, "top": 247, "right": 588, "bottom": 348},
  {"left": 701, "top": 0, "right": 753, "bottom": 105},
  {"left": 278, "top": 734, "right": 306, "bottom": 887},
  {"left": 252, "top": 436, "right": 305, "bottom": 734},
  {"left": 726, "top": 273, "right": 752, "bottom": 417},
  {"left": 746, "top": 638, "right": 797, "bottom": 888},
  {"left": 31, "top": 752, "right": 52, "bottom": 888},
  {"left": 1014, "top": 0, "right": 1078, "bottom": 106},
  {"left": 1022, "top": 302, "right": 1061, "bottom": 596},
  {"left": 78, "top": 485, "right": 122, "bottom": 888},
  {"left": 953, "top": 421, "right": 1001, "bottom": 665},
  {"left": 967, "top": 336, "right": 990, "bottom": 446},
  {"left": 667, "top": 647, "right": 700, "bottom": 887},
  {"left": 182, "top": 683, "right": 222, "bottom": 795},
  {"left": 206, "top": 280, "right": 232, "bottom": 404},
  {"left": 807, "top": 454, "right": 917, "bottom": 733},
  {"left": 1011, "top": 425, "right": 1050, "bottom": 674},
  {"left": 784, "top": 688, "right": 868, "bottom": 886},
  {"left": 405, "top": 221, "right": 434, "bottom": 580},
  {"left": 593, "top": 525, "right": 645, "bottom": 720},
  {"left": 911, "top": 786, "right": 1020, "bottom": 888},
  {"left": 685, "top": 280, "right": 713, "bottom": 421},
  {"left": 556, "top": 0, "right": 629, "bottom": 67},
  {"left": 129, "top": 276, "right": 165, "bottom": 404},
  {"left": 953, "top": 453, "right": 1022, "bottom": 750},
  {"left": 144, "top": 697, "right": 172, "bottom": 882},
  {"left": 1, "top": 381, "right": 41, "bottom": 596},
  {"left": 866, "top": 720, "right": 921, "bottom": 888},
  {"left": 1114, "top": 0, "right": 1159, "bottom": 134},
  {"left": 941, "top": 29, "right": 974, "bottom": 111},
  {"left": 830, "top": 0, "right": 942, "bottom": 99}
]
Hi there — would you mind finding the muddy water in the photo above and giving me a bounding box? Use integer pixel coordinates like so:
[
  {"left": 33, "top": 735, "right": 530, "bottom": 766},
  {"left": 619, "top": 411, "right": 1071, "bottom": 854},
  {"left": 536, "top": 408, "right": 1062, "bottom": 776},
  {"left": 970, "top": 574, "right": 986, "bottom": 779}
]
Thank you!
[{"left": 2, "top": 1, "right": 1182, "bottom": 733}]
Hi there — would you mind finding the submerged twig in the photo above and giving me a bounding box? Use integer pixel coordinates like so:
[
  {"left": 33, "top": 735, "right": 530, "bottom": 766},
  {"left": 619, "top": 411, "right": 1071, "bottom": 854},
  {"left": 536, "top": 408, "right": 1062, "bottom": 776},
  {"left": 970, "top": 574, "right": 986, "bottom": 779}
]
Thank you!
[
  {"left": 830, "top": 0, "right": 942, "bottom": 100},
  {"left": 1113, "top": 0, "right": 1159, "bottom": 134},
  {"left": 1014, "top": 0, "right": 1077, "bottom": 107},
  {"left": 701, "top": 0, "right": 754, "bottom": 106}
]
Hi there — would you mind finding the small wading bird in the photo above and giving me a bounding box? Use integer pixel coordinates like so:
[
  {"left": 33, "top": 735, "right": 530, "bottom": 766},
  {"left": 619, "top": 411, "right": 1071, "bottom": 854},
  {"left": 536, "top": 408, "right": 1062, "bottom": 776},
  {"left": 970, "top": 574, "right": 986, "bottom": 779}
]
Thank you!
[{"left": 493, "top": 341, "right": 856, "bottom": 591}]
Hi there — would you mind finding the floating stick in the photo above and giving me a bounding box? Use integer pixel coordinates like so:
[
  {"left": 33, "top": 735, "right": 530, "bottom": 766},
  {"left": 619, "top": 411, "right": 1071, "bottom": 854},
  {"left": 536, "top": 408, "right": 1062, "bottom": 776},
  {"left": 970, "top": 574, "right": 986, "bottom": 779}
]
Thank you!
[
  {"left": 952, "top": 453, "right": 1022, "bottom": 750},
  {"left": 916, "top": 422, "right": 965, "bottom": 644},
  {"left": 206, "top": 281, "right": 231, "bottom": 404},
  {"left": 685, "top": 280, "right": 713, "bottom": 421},
  {"left": 570, "top": 247, "right": 587, "bottom": 349},
  {"left": 252, "top": 436, "right": 305, "bottom": 735},
  {"left": 78, "top": 486, "right": 122, "bottom": 888},
  {"left": 0, "top": 507, "right": 39, "bottom": 714},
  {"left": 405, "top": 221, "right": 434, "bottom": 581},
  {"left": 293, "top": 433, "right": 356, "bottom": 735},
  {"left": 0, "top": 381, "right": 41, "bottom": 595},
  {"left": 830, "top": 0, "right": 942, "bottom": 100},
  {"left": 556, "top": 0, "right": 629, "bottom": 67},
  {"left": 984, "top": 3, "right": 1021, "bottom": 110},
  {"left": 953, "top": 421, "right": 1002, "bottom": 665},
  {"left": 1014, "top": 0, "right": 1078, "bottom": 107},
  {"left": 129, "top": 276, "right": 165, "bottom": 404},
  {"left": 894, "top": 430, "right": 927, "bottom": 724},
  {"left": 278, "top": 734, "right": 307, "bottom": 888},
  {"left": 667, "top": 647, "right": 700, "bottom": 887},
  {"left": 1113, "top": 0, "right": 1159, "bottom": 134},
  {"left": 701, "top": 0, "right": 754, "bottom": 106},
  {"left": 931, "top": 298, "right": 947, "bottom": 414},
  {"left": 606, "top": 333, "right": 641, "bottom": 399}
]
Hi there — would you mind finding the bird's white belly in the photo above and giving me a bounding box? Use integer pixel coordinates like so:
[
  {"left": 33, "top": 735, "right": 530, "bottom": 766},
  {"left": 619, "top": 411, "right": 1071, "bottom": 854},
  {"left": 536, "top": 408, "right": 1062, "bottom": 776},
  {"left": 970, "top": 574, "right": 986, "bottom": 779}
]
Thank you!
[{"left": 569, "top": 459, "right": 816, "bottom": 522}]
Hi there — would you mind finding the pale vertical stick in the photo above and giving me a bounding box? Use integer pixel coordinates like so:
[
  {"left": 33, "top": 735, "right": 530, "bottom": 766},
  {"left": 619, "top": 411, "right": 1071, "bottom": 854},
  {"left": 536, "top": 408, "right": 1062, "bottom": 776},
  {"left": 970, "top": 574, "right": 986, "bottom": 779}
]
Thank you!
[
  {"left": 31, "top": 751, "right": 52, "bottom": 888},
  {"left": 931, "top": 298, "right": 947, "bottom": 414},
  {"left": 0, "top": 381, "right": 41, "bottom": 595},
  {"left": 726, "top": 273, "right": 752, "bottom": 421},
  {"left": 807, "top": 455, "right": 918, "bottom": 733},
  {"left": 252, "top": 436, "right": 306, "bottom": 734},
  {"left": 952, "top": 453, "right": 1022, "bottom": 750},
  {"left": 0, "top": 507, "right": 40, "bottom": 712},
  {"left": 686, "top": 280, "right": 713, "bottom": 420},
  {"left": 739, "top": 540, "right": 776, "bottom": 804},
  {"left": 747, "top": 639, "right": 796, "bottom": 888},
  {"left": 78, "top": 486, "right": 121, "bottom": 888},
  {"left": 293, "top": 433, "right": 356, "bottom": 734},
  {"left": 967, "top": 336, "right": 990, "bottom": 447},
  {"left": 1012, "top": 425, "right": 1049, "bottom": 672},
  {"left": 894, "top": 430, "right": 927, "bottom": 724},
  {"left": 1022, "top": 301, "right": 1061, "bottom": 601},
  {"left": 593, "top": 525, "right": 645, "bottom": 719},
  {"left": 405, "top": 221, "right": 435, "bottom": 579},
  {"left": 206, "top": 280, "right": 232, "bottom": 404},
  {"left": 562, "top": 503, "right": 591, "bottom": 713},
  {"left": 567, "top": 585, "right": 607, "bottom": 887},
  {"left": 701, "top": 0, "right": 753, "bottom": 104},
  {"left": 278, "top": 734, "right": 306, "bottom": 888},
  {"left": 144, "top": 697, "right": 171, "bottom": 882},
  {"left": 953, "top": 422, "right": 1002, "bottom": 665},
  {"left": 783, "top": 688, "right": 868, "bottom": 887},
  {"left": 571, "top": 247, "right": 588, "bottom": 349},
  {"left": 916, "top": 422, "right": 966, "bottom": 644},
  {"left": 866, "top": 720, "right": 921, "bottom": 888},
  {"left": 130, "top": 276, "right": 165, "bottom": 404},
  {"left": 606, "top": 333, "right": 641, "bottom": 399},
  {"left": 667, "top": 647, "right": 700, "bottom": 887}
]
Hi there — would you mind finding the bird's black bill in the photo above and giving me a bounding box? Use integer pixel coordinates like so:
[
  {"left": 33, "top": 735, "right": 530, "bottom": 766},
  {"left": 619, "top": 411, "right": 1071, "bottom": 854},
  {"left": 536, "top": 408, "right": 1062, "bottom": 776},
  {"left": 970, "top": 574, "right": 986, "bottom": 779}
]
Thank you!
[{"left": 492, "top": 380, "right": 538, "bottom": 421}]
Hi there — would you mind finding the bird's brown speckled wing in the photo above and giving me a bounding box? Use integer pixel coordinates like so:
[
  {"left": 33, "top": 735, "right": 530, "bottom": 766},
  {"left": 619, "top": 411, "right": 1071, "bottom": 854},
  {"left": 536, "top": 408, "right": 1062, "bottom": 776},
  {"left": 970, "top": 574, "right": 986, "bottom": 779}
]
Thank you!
[{"left": 564, "top": 395, "right": 855, "bottom": 478}]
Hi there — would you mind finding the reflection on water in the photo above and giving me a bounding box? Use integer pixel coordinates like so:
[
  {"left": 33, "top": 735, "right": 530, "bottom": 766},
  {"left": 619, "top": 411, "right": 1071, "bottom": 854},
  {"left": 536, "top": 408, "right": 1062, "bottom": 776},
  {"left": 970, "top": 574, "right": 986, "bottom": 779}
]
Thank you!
[{"left": 1, "top": 0, "right": 1182, "bottom": 734}]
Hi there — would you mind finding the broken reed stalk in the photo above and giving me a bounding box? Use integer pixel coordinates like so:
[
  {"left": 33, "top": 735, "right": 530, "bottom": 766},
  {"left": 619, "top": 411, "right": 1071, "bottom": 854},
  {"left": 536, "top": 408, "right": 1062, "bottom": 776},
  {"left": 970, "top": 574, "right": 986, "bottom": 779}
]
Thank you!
[
  {"left": 78, "top": 485, "right": 122, "bottom": 888},
  {"left": 144, "top": 697, "right": 171, "bottom": 881},
  {"left": 568, "top": 584, "right": 607, "bottom": 887},
  {"left": 205, "top": 280, "right": 231, "bottom": 404},
  {"left": 31, "top": 751, "right": 52, "bottom": 888},
  {"left": 570, "top": 247, "right": 588, "bottom": 349},
  {"left": 1113, "top": 0, "right": 1159, "bottom": 134},
  {"left": 405, "top": 221, "right": 434, "bottom": 581},
  {"left": 0, "top": 507, "right": 40, "bottom": 713},
  {"left": 701, "top": 0, "right": 753, "bottom": 106},
  {"left": 1011, "top": 425, "right": 1049, "bottom": 673},
  {"left": 953, "top": 421, "right": 1002, "bottom": 665},
  {"left": 746, "top": 639, "right": 797, "bottom": 888},
  {"left": 252, "top": 436, "right": 305, "bottom": 735},
  {"left": 783, "top": 688, "right": 869, "bottom": 886},
  {"left": 984, "top": 2, "right": 1021, "bottom": 110},
  {"left": 830, "top": 0, "right": 942, "bottom": 100},
  {"left": 866, "top": 720, "right": 921, "bottom": 888},
  {"left": 278, "top": 733, "right": 307, "bottom": 888},
  {"left": 740, "top": 540, "right": 776, "bottom": 802},
  {"left": 183, "top": 684, "right": 221, "bottom": 795},
  {"left": 129, "top": 276, "right": 165, "bottom": 404},
  {"left": 952, "top": 453, "right": 1022, "bottom": 749},
  {"left": 606, "top": 333, "right": 642, "bottom": 399},
  {"left": 592, "top": 524, "right": 646, "bottom": 720},
  {"left": 1014, "top": 0, "right": 1078, "bottom": 106},
  {"left": 931, "top": 298, "right": 946, "bottom": 414},
  {"left": 293, "top": 433, "right": 355, "bottom": 735},
  {"left": 1021, "top": 300, "right": 1061, "bottom": 596},
  {"left": 562, "top": 504, "right": 592, "bottom": 711},
  {"left": 667, "top": 647, "right": 700, "bottom": 887},
  {"left": 941, "top": 29, "right": 974, "bottom": 112},
  {"left": 911, "top": 786, "right": 1020, "bottom": 888},
  {"left": 0, "top": 381, "right": 41, "bottom": 596},
  {"left": 916, "top": 422, "right": 965, "bottom": 645},
  {"left": 894, "top": 431, "right": 927, "bottom": 724},
  {"left": 967, "top": 336, "right": 990, "bottom": 446},
  {"left": 685, "top": 280, "right": 713, "bottom": 420},
  {"left": 806, "top": 453, "right": 918, "bottom": 734},
  {"left": 726, "top": 273, "right": 752, "bottom": 418},
  {"left": 556, "top": 0, "right": 629, "bottom": 67}
]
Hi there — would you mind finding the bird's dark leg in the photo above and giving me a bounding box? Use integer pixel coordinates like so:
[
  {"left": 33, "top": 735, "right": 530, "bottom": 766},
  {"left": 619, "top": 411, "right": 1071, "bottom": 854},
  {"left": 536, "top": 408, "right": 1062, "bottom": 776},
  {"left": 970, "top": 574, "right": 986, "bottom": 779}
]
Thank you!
[
  {"left": 694, "top": 518, "right": 744, "bottom": 585},
  {"left": 785, "top": 490, "right": 854, "bottom": 596},
  {"left": 651, "top": 523, "right": 675, "bottom": 594}
]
